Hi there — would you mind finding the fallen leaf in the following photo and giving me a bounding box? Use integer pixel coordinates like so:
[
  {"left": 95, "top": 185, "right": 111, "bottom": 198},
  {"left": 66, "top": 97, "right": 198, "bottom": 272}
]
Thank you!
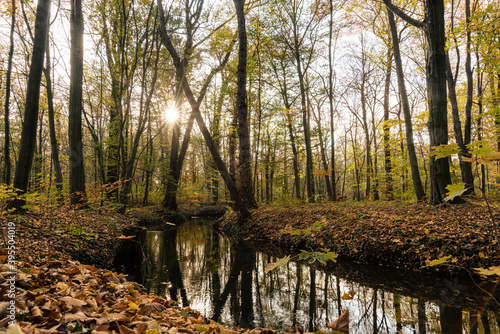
[
  {"left": 327, "top": 309, "right": 349, "bottom": 333},
  {"left": 474, "top": 266, "right": 500, "bottom": 277},
  {"left": 341, "top": 290, "right": 356, "bottom": 300}
]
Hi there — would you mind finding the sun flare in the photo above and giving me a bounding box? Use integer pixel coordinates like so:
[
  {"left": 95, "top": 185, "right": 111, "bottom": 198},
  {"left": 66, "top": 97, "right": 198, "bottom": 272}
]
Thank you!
[{"left": 165, "top": 106, "right": 178, "bottom": 123}]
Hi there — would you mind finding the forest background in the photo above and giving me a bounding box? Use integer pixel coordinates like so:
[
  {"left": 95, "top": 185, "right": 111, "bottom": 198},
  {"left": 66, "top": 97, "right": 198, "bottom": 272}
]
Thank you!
[{"left": 0, "top": 0, "right": 499, "bottom": 213}]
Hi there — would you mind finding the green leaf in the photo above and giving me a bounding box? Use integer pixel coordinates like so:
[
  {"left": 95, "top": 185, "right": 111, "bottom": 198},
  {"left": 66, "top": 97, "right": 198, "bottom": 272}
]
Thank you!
[
  {"left": 264, "top": 255, "right": 291, "bottom": 273},
  {"left": 443, "top": 183, "right": 468, "bottom": 202}
]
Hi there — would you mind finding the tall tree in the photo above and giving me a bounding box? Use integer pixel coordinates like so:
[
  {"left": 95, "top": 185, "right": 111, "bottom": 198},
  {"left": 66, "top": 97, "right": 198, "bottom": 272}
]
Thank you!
[
  {"left": 384, "top": 0, "right": 453, "bottom": 204},
  {"left": 3, "top": 0, "right": 15, "bottom": 185},
  {"left": 68, "top": 0, "right": 86, "bottom": 205},
  {"left": 11, "top": 0, "right": 51, "bottom": 209},
  {"left": 387, "top": 9, "right": 425, "bottom": 201},
  {"left": 233, "top": 0, "right": 258, "bottom": 209},
  {"left": 158, "top": 0, "right": 249, "bottom": 217},
  {"left": 44, "top": 36, "right": 64, "bottom": 196},
  {"left": 328, "top": 0, "right": 337, "bottom": 201},
  {"left": 444, "top": 0, "right": 474, "bottom": 195},
  {"left": 276, "top": 0, "right": 321, "bottom": 202}
]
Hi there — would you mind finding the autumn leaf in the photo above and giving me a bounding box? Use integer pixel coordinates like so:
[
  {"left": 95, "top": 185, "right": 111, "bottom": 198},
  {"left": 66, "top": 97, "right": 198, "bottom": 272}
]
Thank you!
[
  {"left": 431, "top": 143, "right": 460, "bottom": 159},
  {"left": 264, "top": 255, "right": 291, "bottom": 273},
  {"left": 6, "top": 323, "right": 25, "bottom": 334},
  {"left": 341, "top": 290, "right": 356, "bottom": 300},
  {"left": 327, "top": 309, "right": 349, "bottom": 333},
  {"left": 443, "top": 183, "right": 469, "bottom": 202},
  {"left": 118, "top": 235, "right": 136, "bottom": 239},
  {"left": 423, "top": 255, "right": 456, "bottom": 268},
  {"left": 473, "top": 266, "right": 500, "bottom": 277}
]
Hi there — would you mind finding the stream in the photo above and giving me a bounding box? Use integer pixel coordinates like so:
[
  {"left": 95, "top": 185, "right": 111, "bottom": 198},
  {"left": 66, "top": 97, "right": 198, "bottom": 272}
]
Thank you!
[{"left": 121, "top": 219, "right": 500, "bottom": 333}]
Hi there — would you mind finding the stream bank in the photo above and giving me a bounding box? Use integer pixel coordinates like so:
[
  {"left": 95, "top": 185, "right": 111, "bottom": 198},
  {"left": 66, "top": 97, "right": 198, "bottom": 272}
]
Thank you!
[{"left": 215, "top": 202, "right": 500, "bottom": 275}]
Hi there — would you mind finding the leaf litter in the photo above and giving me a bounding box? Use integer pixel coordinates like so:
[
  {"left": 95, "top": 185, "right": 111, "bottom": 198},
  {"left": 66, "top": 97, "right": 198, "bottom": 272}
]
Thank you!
[{"left": 0, "top": 207, "right": 350, "bottom": 333}]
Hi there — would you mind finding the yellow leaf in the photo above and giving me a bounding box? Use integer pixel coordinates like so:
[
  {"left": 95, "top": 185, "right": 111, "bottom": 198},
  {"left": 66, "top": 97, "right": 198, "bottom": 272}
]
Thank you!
[
  {"left": 128, "top": 302, "right": 139, "bottom": 311},
  {"left": 423, "top": 255, "right": 455, "bottom": 268},
  {"left": 118, "top": 235, "right": 135, "bottom": 240},
  {"left": 6, "top": 323, "right": 25, "bottom": 334},
  {"left": 474, "top": 266, "right": 500, "bottom": 277},
  {"left": 341, "top": 290, "right": 356, "bottom": 300}
]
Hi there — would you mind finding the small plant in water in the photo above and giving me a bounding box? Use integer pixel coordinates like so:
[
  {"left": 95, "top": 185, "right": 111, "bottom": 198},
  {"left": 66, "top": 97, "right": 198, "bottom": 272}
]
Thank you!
[{"left": 265, "top": 218, "right": 338, "bottom": 273}]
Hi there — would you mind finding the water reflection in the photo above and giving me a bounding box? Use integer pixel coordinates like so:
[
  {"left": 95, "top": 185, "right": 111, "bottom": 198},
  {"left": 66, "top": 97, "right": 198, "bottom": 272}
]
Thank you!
[{"left": 138, "top": 220, "right": 500, "bottom": 333}]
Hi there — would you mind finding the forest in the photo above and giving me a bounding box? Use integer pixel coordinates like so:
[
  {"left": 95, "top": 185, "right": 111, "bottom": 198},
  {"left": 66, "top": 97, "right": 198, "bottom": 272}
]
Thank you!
[{"left": 0, "top": 0, "right": 499, "bottom": 211}]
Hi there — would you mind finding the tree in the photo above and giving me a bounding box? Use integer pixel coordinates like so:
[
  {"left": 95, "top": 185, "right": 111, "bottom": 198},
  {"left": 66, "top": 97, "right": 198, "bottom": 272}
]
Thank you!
[
  {"left": 11, "top": 0, "right": 51, "bottom": 209},
  {"left": 44, "top": 34, "right": 64, "bottom": 197},
  {"left": 68, "top": 0, "right": 86, "bottom": 205},
  {"left": 3, "top": 0, "right": 15, "bottom": 185},
  {"left": 233, "top": 0, "right": 258, "bottom": 209},
  {"left": 158, "top": 0, "right": 250, "bottom": 217},
  {"left": 445, "top": 0, "right": 474, "bottom": 195},
  {"left": 387, "top": 9, "right": 425, "bottom": 201},
  {"left": 384, "top": 0, "right": 453, "bottom": 204}
]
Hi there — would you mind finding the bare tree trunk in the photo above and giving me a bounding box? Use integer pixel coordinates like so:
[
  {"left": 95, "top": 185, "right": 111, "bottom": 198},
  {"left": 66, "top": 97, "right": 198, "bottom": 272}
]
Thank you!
[
  {"left": 158, "top": 0, "right": 249, "bottom": 217},
  {"left": 3, "top": 0, "right": 15, "bottom": 185},
  {"left": 328, "top": 0, "right": 337, "bottom": 201},
  {"left": 68, "top": 0, "right": 86, "bottom": 205},
  {"left": 384, "top": 0, "right": 452, "bottom": 204},
  {"left": 11, "top": 0, "right": 50, "bottom": 209},
  {"left": 44, "top": 38, "right": 64, "bottom": 197},
  {"left": 476, "top": 53, "right": 486, "bottom": 193},
  {"left": 383, "top": 47, "right": 394, "bottom": 200},
  {"left": 387, "top": 9, "right": 425, "bottom": 201},
  {"left": 425, "top": 0, "right": 453, "bottom": 204},
  {"left": 233, "top": 0, "right": 257, "bottom": 209}
]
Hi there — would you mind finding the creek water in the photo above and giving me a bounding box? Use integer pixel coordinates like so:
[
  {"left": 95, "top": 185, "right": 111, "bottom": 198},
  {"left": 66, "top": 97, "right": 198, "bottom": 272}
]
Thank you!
[{"left": 124, "top": 219, "right": 500, "bottom": 333}]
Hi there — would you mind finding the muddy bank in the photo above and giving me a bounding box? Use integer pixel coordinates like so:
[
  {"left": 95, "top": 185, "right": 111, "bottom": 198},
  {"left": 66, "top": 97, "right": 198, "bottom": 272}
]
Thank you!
[{"left": 215, "top": 202, "right": 500, "bottom": 275}]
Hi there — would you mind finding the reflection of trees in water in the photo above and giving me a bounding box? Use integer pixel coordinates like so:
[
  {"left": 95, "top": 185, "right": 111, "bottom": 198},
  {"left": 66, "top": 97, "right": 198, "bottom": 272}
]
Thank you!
[
  {"left": 143, "top": 229, "right": 189, "bottom": 306},
  {"left": 139, "top": 222, "right": 500, "bottom": 333}
]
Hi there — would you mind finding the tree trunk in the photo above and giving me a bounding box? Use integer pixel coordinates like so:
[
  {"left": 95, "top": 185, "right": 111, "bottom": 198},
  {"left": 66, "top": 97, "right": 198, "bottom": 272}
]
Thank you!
[
  {"left": 11, "top": 0, "right": 50, "bottom": 209},
  {"left": 328, "top": 0, "right": 337, "bottom": 201},
  {"left": 425, "top": 0, "right": 452, "bottom": 204},
  {"left": 158, "top": 1, "right": 249, "bottom": 216},
  {"left": 383, "top": 47, "right": 394, "bottom": 200},
  {"left": 296, "top": 50, "right": 314, "bottom": 202},
  {"left": 3, "top": 0, "right": 15, "bottom": 185},
  {"left": 233, "top": 0, "right": 257, "bottom": 209},
  {"left": 44, "top": 39, "right": 64, "bottom": 196},
  {"left": 210, "top": 76, "right": 228, "bottom": 204},
  {"left": 476, "top": 53, "right": 486, "bottom": 193},
  {"left": 387, "top": 9, "right": 425, "bottom": 201},
  {"left": 68, "top": 0, "right": 86, "bottom": 205},
  {"left": 445, "top": 54, "right": 475, "bottom": 194}
]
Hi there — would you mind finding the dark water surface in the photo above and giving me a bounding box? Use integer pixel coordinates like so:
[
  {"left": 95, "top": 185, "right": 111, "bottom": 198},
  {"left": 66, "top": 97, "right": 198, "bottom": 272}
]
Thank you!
[{"left": 126, "top": 219, "right": 500, "bottom": 333}]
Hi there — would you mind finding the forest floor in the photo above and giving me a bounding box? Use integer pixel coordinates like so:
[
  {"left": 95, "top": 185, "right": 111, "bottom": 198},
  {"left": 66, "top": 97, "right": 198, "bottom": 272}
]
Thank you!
[
  {"left": 216, "top": 200, "right": 500, "bottom": 275},
  {"left": 0, "top": 200, "right": 498, "bottom": 333},
  {"left": 0, "top": 207, "right": 295, "bottom": 334}
]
